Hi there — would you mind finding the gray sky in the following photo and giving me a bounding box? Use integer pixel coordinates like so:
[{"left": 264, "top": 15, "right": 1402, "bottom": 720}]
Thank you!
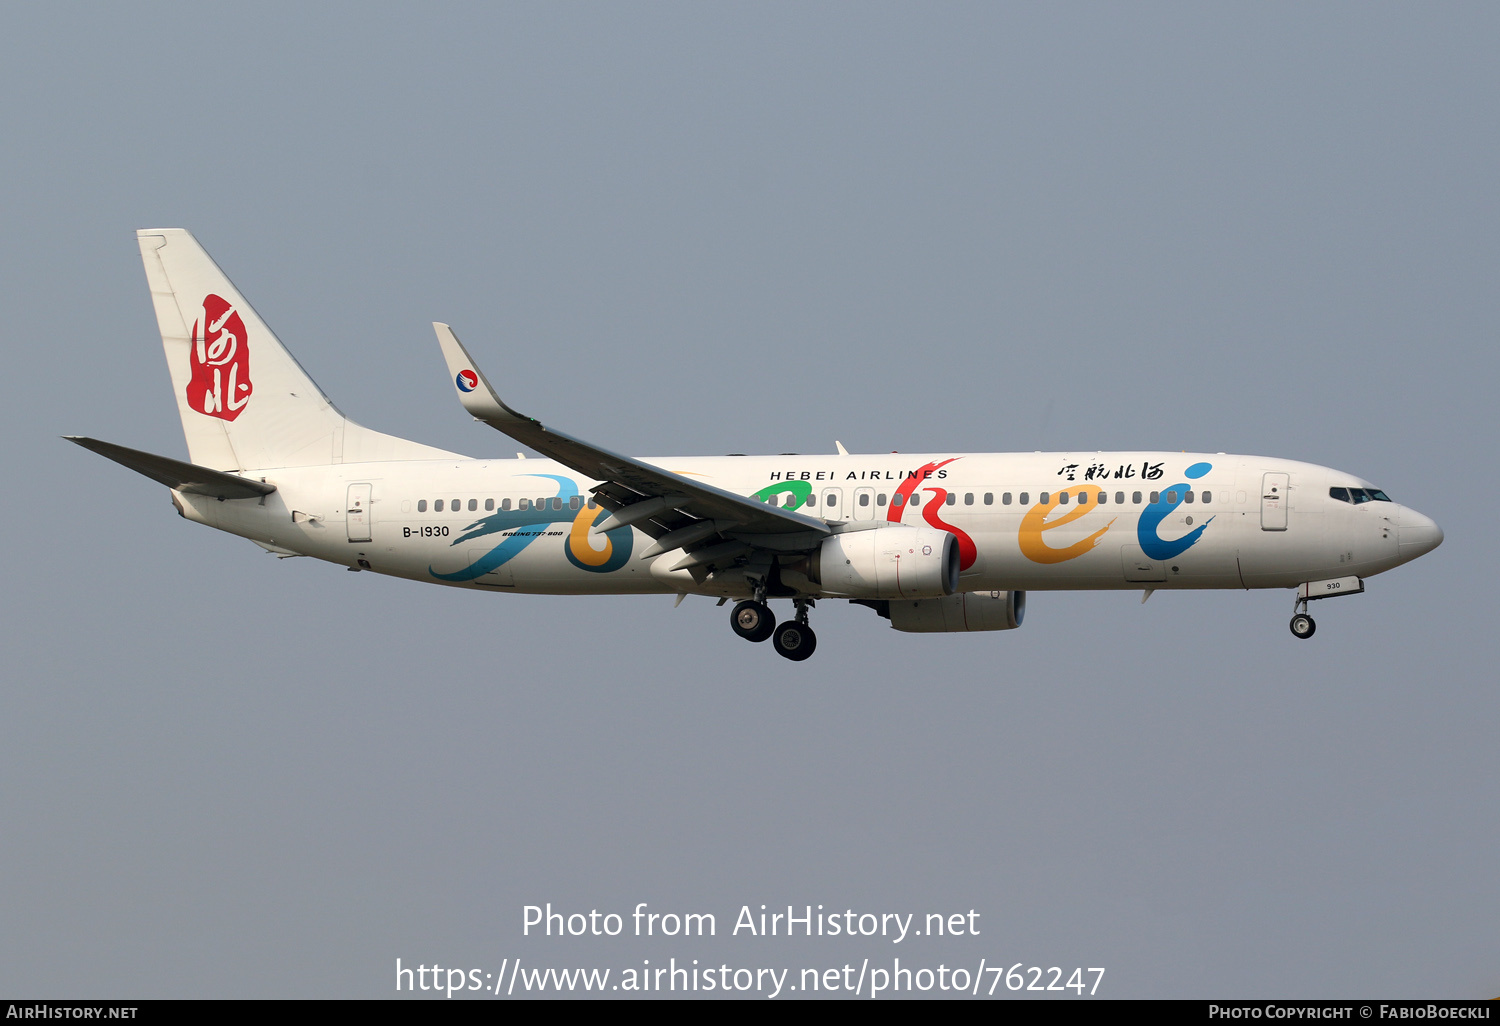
[{"left": 1, "top": 2, "right": 1495, "bottom": 999}]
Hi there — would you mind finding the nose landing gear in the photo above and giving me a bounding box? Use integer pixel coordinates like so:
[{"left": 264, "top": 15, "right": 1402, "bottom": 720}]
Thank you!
[{"left": 1289, "top": 595, "right": 1316, "bottom": 639}]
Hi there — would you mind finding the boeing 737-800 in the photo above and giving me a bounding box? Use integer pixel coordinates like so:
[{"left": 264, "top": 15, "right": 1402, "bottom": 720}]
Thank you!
[{"left": 69, "top": 229, "right": 1443, "bottom": 660}]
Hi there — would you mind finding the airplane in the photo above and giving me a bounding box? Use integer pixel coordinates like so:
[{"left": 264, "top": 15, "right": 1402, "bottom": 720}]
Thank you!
[{"left": 69, "top": 229, "right": 1444, "bottom": 660}]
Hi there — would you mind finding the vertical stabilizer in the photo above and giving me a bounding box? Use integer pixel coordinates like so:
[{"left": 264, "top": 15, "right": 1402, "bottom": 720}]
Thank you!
[{"left": 137, "top": 229, "right": 459, "bottom": 470}]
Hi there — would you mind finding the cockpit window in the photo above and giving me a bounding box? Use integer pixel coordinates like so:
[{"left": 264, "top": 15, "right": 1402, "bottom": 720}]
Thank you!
[{"left": 1331, "top": 486, "right": 1392, "bottom": 504}]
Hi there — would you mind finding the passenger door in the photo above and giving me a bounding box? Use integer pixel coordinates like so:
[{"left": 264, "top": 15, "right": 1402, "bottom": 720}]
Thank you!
[{"left": 1261, "top": 473, "right": 1289, "bottom": 531}]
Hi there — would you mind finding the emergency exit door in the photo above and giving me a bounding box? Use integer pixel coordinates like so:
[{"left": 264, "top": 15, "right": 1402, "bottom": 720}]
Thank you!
[
  {"left": 1260, "top": 473, "right": 1289, "bottom": 531},
  {"left": 347, "top": 483, "right": 372, "bottom": 542}
]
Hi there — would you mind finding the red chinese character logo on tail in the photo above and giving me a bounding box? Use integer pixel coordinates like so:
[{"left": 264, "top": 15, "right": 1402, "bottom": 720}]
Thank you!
[{"left": 186, "top": 294, "right": 252, "bottom": 421}]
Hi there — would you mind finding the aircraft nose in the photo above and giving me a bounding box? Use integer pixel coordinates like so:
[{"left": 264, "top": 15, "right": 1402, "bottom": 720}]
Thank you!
[{"left": 1397, "top": 507, "right": 1443, "bottom": 559}]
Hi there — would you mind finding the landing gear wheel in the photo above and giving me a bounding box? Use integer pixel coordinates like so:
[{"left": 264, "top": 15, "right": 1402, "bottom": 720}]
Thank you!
[
  {"left": 1290, "top": 613, "right": 1316, "bottom": 639},
  {"left": 731, "top": 600, "right": 776, "bottom": 642},
  {"left": 772, "top": 621, "right": 817, "bottom": 661}
]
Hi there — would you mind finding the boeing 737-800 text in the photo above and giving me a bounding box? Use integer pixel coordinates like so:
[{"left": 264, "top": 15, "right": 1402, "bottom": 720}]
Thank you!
[{"left": 70, "top": 230, "right": 1444, "bottom": 660}]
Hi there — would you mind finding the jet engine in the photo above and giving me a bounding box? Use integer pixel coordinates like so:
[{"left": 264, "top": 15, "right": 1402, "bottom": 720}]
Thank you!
[
  {"left": 883, "top": 590, "right": 1026, "bottom": 633},
  {"left": 800, "top": 526, "right": 959, "bottom": 599}
]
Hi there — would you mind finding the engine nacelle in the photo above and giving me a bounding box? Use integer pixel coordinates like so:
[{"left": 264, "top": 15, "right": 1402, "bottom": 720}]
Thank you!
[
  {"left": 808, "top": 526, "right": 959, "bottom": 599},
  {"left": 887, "top": 590, "right": 1026, "bottom": 633}
]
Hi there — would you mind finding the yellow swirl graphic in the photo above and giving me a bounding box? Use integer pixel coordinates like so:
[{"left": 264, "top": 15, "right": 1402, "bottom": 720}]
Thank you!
[
  {"left": 1018, "top": 492, "right": 1116, "bottom": 564},
  {"left": 568, "top": 503, "right": 615, "bottom": 567}
]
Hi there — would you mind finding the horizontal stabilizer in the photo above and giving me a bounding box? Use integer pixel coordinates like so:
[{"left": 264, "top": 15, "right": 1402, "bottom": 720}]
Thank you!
[{"left": 65, "top": 436, "right": 276, "bottom": 500}]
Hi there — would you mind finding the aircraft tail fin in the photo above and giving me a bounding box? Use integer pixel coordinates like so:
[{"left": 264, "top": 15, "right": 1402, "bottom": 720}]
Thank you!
[{"left": 136, "top": 229, "right": 460, "bottom": 470}]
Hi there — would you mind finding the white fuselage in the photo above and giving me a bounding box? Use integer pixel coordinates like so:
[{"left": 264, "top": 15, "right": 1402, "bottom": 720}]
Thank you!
[{"left": 173, "top": 450, "right": 1441, "bottom": 598}]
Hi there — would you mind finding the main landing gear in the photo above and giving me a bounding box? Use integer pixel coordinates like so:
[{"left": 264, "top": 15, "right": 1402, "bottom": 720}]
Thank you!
[
  {"left": 773, "top": 599, "right": 817, "bottom": 662},
  {"left": 1289, "top": 596, "right": 1316, "bottom": 639},
  {"left": 730, "top": 599, "right": 776, "bottom": 643},
  {"left": 729, "top": 592, "right": 817, "bottom": 660}
]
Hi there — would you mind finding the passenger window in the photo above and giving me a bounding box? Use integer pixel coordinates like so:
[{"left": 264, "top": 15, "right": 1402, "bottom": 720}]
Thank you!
[
  {"left": 1150, "top": 491, "right": 1160, "bottom": 504},
  {"left": 468, "top": 498, "right": 478, "bottom": 512},
  {"left": 417, "top": 499, "right": 427, "bottom": 512},
  {"left": 1019, "top": 492, "right": 1029, "bottom": 505},
  {"left": 1166, "top": 490, "right": 1177, "bottom": 504},
  {"left": 1133, "top": 492, "right": 1142, "bottom": 504},
  {"left": 858, "top": 493, "right": 870, "bottom": 506},
  {"left": 519, "top": 498, "right": 530, "bottom": 511},
  {"left": 910, "top": 494, "right": 920, "bottom": 507},
  {"left": 484, "top": 498, "right": 494, "bottom": 511},
  {"left": 1183, "top": 491, "right": 1194, "bottom": 504},
  {"left": 1058, "top": 491, "right": 1069, "bottom": 504},
  {"left": 984, "top": 492, "right": 994, "bottom": 505},
  {"left": 1040, "top": 492, "right": 1050, "bottom": 504},
  {"left": 502, "top": 498, "right": 512, "bottom": 510},
  {"left": 945, "top": 493, "right": 956, "bottom": 506},
  {"left": 551, "top": 497, "right": 562, "bottom": 510},
  {"left": 570, "top": 495, "right": 581, "bottom": 509},
  {"left": 806, "top": 495, "right": 817, "bottom": 507},
  {"left": 586, "top": 498, "right": 597, "bottom": 509},
  {"left": 434, "top": 499, "right": 444, "bottom": 512},
  {"left": 827, "top": 494, "right": 837, "bottom": 507},
  {"left": 877, "top": 494, "right": 887, "bottom": 506},
  {"left": 892, "top": 493, "right": 904, "bottom": 506},
  {"left": 452, "top": 498, "right": 460, "bottom": 510},
  {"left": 1201, "top": 490, "right": 1211, "bottom": 504},
  {"left": 1001, "top": 493, "right": 1011, "bottom": 505},
  {"left": 1115, "top": 492, "right": 1124, "bottom": 504}
]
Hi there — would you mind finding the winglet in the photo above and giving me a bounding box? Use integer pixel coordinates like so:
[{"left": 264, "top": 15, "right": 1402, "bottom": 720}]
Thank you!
[
  {"left": 425, "top": 324, "right": 830, "bottom": 538},
  {"left": 433, "top": 322, "right": 531, "bottom": 427}
]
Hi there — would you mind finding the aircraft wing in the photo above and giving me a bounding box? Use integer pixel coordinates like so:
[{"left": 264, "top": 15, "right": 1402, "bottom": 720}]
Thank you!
[
  {"left": 65, "top": 436, "right": 277, "bottom": 500},
  {"left": 432, "top": 324, "right": 831, "bottom": 557}
]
